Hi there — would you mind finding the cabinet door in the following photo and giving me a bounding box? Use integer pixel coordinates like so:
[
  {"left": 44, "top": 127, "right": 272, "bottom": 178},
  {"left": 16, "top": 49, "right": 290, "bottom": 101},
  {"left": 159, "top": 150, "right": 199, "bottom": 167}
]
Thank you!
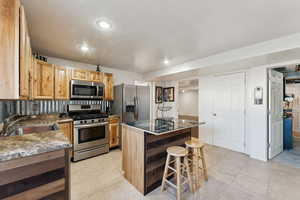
[
  {"left": 71, "top": 69, "right": 90, "bottom": 81},
  {"left": 19, "top": 5, "right": 30, "bottom": 99},
  {"left": 0, "top": 0, "right": 20, "bottom": 99},
  {"left": 33, "top": 60, "right": 54, "bottom": 99},
  {"left": 104, "top": 73, "right": 114, "bottom": 100},
  {"left": 55, "top": 66, "right": 70, "bottom": 99},
  {"left": 109, "top": 123, "right": 119, "bottom": 148},
  {"left": 90, "top": 71, "right": 103, "bottom": 82},
  {"left": 58, "top": 122, "right": 73, "bottom": 143}
]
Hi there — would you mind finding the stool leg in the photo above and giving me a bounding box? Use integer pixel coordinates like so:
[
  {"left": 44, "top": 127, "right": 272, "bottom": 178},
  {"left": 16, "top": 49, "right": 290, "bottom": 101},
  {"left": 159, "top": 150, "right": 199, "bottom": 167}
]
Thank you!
[
  {"left": 161, "top": 154, "right": 170, "bottom": 192},
  {"left": 195, "top": 148, "right": 201, "bottom": 190},
  {"left": 200, "top": 147, "right": 208, "bottom": 181},
  {"left": 176, "top": 157, "right": 181, "bottom": 200},
  {"left": 184, "top": 157, "right": 194, "bottom": 193}
]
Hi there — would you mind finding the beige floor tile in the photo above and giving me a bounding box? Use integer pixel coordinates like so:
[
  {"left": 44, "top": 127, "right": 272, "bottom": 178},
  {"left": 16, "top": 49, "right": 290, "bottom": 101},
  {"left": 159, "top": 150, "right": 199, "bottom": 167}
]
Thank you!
[
  {"left": 219, "top": 185, "right": 253, "bottom": 200},
  {"left": 232, "top": 173, "right": 268, "bottom": 196},
  {"left": 70, "top": 146, "right": 300, "bottom": 200}
]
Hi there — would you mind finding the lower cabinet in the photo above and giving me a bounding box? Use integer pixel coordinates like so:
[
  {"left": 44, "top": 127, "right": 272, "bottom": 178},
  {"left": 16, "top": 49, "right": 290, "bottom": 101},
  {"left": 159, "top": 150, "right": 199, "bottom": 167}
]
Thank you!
[
  {"left": 109, "top": 117, "right": 120, "bottom": 148},
  {"left": 58, "top": 121, "right": 73, "bottom": 143},
  {"left": 58, "top": 121, "right": 73, "bottom": 159}
]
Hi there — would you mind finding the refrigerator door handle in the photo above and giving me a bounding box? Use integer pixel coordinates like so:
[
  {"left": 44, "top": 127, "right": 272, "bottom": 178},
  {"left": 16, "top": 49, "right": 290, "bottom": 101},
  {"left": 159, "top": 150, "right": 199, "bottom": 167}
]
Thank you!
[{"left": 136, "top": 96, "right": 139, "bottom": 120}]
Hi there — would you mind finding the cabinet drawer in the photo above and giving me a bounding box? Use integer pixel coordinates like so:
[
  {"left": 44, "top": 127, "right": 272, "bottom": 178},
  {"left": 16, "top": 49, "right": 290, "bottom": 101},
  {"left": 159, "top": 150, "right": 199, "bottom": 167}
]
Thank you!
[{"left": 109, "top": 118, "right": 119, "bottom": 124}]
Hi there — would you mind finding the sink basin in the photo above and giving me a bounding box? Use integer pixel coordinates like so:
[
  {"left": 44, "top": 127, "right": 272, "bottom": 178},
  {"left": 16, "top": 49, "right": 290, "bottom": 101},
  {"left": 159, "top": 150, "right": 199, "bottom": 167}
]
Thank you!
[{"left": 5, "top": 124, "right": 59, "bottom": 136}]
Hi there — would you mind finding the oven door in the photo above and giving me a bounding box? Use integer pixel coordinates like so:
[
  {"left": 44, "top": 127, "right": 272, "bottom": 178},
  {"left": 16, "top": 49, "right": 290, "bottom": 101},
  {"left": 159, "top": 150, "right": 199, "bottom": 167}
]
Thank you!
[
  {"left": 74, "top": 122, "right": 109, "bottom": 151},
  {"left": 71, "top": 80, "right": 101, "bottom": 99}
]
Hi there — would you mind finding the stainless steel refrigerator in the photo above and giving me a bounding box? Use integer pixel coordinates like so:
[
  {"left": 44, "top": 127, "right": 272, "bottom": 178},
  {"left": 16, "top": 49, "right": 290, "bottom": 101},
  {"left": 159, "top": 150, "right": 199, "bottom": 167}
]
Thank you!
[{"left": 112, "top": 84, "right": 150, "bottom": 123}]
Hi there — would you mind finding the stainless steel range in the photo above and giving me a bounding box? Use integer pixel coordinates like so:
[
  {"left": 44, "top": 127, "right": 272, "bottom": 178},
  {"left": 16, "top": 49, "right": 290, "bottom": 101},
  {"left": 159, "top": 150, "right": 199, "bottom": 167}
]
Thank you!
[{"left": 68, "top": 104, "right": 109, "bottom": 161}]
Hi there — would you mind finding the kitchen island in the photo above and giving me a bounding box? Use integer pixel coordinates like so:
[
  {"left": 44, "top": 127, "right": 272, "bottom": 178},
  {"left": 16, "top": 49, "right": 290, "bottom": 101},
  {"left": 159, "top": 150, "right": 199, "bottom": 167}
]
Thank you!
[{"left": 122, "top": 119, "right": 205, "bottom": 195}]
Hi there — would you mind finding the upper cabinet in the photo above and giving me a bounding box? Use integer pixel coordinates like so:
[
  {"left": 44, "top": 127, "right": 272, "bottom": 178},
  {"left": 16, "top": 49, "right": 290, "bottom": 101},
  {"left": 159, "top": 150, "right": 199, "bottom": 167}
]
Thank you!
[
  {"left": 0, "top": 0, "right": 21, "bottom": 99},
  {"left": 33, "top": 60, "right": 55, "bottom": 99},
  {"left": 55, "top": 66, "right": 70, "bottom": 99},
  {"left": 104, "top": 73, "right": 114, "bottom": 100},
  {"left": 19, "top": 5, "right": 32, "bottom": 99},
  {"left": 90, "top": 71, "right": 103, "bottom": 82},
  {"left": 72, "top": 69, "right": 90, "bottom": 81},
  {"left": 0, "top": 0, "right": 115, "bottom": 100}
]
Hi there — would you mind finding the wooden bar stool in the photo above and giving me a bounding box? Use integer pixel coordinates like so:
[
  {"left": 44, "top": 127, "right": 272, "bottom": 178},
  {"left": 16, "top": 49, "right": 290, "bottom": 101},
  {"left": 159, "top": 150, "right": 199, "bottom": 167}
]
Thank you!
[
  {"left": 161, "top": 146, "right": 193, "bottom": 200},
  {"left": 185, "top": 137, "right": 208, "bottom": 191}
]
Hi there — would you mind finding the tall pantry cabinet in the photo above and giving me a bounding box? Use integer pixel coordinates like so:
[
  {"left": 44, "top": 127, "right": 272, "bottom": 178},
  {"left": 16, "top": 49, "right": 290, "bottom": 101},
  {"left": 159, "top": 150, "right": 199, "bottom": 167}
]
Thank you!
[
  {"left": 0, "top": 0, "right": 21, "bottom": 99},
  {"left": 0, "top": 0, "right": 34, "bottom": 99}
]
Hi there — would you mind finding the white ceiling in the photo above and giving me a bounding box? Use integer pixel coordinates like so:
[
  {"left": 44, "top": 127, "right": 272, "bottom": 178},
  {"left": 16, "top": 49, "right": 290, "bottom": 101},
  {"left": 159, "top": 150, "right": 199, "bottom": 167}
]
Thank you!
[{"left": 23, "top": 0, "right": 300, "bottom": 74}]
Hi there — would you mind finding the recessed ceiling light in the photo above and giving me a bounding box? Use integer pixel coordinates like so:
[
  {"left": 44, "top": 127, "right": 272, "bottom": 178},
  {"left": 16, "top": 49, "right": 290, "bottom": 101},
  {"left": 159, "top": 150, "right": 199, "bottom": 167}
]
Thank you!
[
  {"left": 81, "top": 44, "right": 89, "bottom": 52},
  {"left": 164, "top": 59, "right": 169, "bottom": 65},
  {"left": 182, "top": 90, "right": 185, "bottom": 93},
  {"left": 96, "top": 20, "right": 112, "bottom": 30}
]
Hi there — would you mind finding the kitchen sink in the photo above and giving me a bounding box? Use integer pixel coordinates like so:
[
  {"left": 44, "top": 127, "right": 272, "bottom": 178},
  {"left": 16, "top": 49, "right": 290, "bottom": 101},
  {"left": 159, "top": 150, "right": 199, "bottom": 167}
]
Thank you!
[
  {"left": 5, "top": 124, "right": 59, "bottom": 136},
  {"left": 0, "top": 115, "right": 60, "bottom": 137},
  {"left": 9, "top": 124, "right": 59, "bottom": 136}
]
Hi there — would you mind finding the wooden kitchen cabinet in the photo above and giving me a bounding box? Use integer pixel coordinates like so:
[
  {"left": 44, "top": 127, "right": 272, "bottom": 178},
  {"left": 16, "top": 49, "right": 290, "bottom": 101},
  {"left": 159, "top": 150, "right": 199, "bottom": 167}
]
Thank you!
[
  {"left": 19, "top": 5, "right": 30, "bottom": 99},
  {"left": 109, "top": 117, "right": 120, "bottom": 148},
  {"left": 104, "top": 73, "right": 114, "bottom": 100},
  {"left": 90, "top": 71, "right": 104, "bottom": 82},
  {"left": 55, "top": 66, "right": 70, "bottom": 99},
  {"left": 0, "top": 0, "right": 21, "bottom": 99},
  {"left": 33, "top": 60, "right": 55, "bottom": 99},
  {"left": 71, "top": 69, "right": 90, "bottom": 81},
  {"left": 58, "top": 121, "right": 73, "bottom": 143}
]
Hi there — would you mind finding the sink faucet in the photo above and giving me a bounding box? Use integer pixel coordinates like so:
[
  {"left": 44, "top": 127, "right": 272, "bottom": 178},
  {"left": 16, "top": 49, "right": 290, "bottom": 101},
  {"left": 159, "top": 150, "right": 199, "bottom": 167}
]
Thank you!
[{"left": 0, "top": 115, "right": 29, "bottom": 136}]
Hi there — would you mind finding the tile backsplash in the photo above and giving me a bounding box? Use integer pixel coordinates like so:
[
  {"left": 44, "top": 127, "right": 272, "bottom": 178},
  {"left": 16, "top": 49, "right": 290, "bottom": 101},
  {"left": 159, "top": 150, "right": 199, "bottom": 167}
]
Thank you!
[{"left": 0, "top": 100, "right": 111, "bottom": 122}]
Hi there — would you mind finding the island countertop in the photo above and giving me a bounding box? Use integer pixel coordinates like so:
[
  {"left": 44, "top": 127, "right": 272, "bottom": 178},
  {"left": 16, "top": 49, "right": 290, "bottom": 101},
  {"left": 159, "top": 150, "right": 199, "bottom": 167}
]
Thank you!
[
  {"left": 0, "top": 130, "right": 71, "bottom": 162},
  {"left": 124, "top": 118, "right": 205, "bottom": 135}
]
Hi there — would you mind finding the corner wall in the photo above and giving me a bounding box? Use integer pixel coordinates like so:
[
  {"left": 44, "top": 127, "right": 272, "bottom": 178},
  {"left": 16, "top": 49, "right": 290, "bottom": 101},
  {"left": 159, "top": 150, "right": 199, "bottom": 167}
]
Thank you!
[
  {"left": 246, "top": 66, "right": 269, "bottom": 161},
  {"left": 179, "top": 90, "right": 198, "bottom": 116},
  {"left": 150, "top": 81, "right": 179, "bottom": 120}
]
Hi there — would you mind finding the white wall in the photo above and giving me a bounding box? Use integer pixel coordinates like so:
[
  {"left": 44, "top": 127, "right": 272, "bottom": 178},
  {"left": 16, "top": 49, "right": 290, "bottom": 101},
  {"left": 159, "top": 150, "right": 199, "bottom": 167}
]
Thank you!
[
  {"left": 246, "top": 66, "right": 268, "bottom": 161},
  {"left": 179, "top": 90, "right": 198, "bottom": 116},
  {"left": 46, "top": 57, "right": 143, "bottom": 85},
  {"left": 151, "top": 81, "right": 179, "bottom": 120}
]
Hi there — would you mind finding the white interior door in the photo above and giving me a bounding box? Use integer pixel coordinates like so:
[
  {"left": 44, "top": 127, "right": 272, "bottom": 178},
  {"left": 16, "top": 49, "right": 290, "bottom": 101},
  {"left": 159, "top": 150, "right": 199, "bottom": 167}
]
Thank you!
[
  {"left": 213, "top": 73, "right": 246, "bottom": 153},
  {"left": 199, "top": 77, "right": 215, "bottom": 144},
  {"left": 268, "top": 70, "right": 283, "bottom": 159}
]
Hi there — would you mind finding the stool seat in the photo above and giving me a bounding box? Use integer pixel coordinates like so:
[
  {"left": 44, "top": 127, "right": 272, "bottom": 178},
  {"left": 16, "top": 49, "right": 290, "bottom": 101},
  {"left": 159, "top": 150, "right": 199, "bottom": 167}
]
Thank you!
[
  {"left": 185, "top": 138, "right": 205, "bottom": 148},
  {"left": 167, "top": 146, "right": 186, "bottom": 157}
]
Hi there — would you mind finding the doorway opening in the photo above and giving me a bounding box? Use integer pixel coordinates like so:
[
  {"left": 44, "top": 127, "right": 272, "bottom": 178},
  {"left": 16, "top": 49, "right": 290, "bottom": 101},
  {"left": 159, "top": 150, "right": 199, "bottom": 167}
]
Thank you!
[
  {"left": 178, "top": 79, "right": 199, "bottom": 138},
  {"left": 270, "top": 64, "right": 300, "bottom": 168}
]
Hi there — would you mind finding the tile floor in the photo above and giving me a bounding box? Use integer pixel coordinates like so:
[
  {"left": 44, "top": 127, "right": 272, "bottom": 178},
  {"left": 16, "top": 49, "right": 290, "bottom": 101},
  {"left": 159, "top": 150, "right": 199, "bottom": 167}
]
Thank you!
[
  {"left": 71, "top": 145, "right": 300, "bottom": 200},
  {"left": 272, "top": 139, "right": 300, "bottom": 168}
]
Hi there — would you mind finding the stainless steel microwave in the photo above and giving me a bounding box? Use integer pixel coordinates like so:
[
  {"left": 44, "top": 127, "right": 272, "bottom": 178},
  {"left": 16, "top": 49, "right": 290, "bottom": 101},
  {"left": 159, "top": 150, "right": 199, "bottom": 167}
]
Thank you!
[{"left": 70, "top": 80, "right": 104, "bottom": 99}]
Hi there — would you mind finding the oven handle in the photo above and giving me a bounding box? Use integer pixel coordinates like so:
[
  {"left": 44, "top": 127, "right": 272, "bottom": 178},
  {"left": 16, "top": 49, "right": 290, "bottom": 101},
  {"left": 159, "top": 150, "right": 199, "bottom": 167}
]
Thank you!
[{"left": 74, "top": 122, "right": 108, "bottom": 129}]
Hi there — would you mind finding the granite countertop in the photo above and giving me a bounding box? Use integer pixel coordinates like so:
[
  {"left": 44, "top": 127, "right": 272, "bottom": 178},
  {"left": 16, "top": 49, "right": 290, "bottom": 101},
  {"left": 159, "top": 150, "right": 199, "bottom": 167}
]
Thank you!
[
  {"left": 124, "top": 119, "right": 205, "bottom": 135},
  {"left": 0, "top": 130, "right": 71, "bottom": 162},
  {"left": 13, "top": 115, "right": 73, "bottom": 127}
]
